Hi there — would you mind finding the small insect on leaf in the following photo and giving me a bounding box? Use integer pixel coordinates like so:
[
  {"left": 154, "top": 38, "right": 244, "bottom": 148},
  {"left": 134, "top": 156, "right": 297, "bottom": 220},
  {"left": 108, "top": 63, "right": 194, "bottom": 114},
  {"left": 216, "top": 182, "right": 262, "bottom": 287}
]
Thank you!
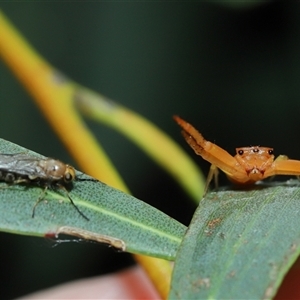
[{"left": 0, "top": 153, "right": 97, "bottom": 220}]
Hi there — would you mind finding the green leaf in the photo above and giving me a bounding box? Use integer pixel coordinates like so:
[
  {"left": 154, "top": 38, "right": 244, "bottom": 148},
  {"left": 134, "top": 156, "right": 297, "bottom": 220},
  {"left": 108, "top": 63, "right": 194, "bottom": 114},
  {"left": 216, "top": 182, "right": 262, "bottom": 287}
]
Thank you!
[
  {"left": 169, "top": 184, "right": 300, "bottom": 299},
  {"left": 0, "top": 138, "right": 186, "bottom": 260}
]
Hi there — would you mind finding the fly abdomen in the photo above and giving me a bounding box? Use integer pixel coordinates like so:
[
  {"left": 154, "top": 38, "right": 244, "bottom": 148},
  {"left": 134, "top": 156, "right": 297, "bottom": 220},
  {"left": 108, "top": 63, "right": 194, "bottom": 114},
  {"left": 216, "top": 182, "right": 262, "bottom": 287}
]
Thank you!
[
  {"left": 0, "top": 171, "right": 32, "bottom": 185},
  {"left": 4, "top": 172, "right": 16, "bottom": 183}
]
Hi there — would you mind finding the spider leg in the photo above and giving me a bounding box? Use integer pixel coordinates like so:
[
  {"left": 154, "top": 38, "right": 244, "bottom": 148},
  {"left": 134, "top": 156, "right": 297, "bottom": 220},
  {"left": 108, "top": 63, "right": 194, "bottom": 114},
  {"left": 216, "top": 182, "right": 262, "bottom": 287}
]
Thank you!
[
  {"left": 174, "top": 116, "right": 246, "bottom": 187},
  {"left": 204, "top": 165, "right": 219, "bottom": 195},
  {"left": 264, "top": 155, "right": 288, "bottom": 181},
  {"left": 265, "top": 155, "right": 300, "bottom": 178}
]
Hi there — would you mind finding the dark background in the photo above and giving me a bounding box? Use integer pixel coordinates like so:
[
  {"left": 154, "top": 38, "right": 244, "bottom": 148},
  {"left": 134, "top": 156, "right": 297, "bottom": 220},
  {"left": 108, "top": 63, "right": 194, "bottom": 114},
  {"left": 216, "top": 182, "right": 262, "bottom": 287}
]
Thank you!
[{"left": 1, "top": 1, "right": 300, "bottom": 298}]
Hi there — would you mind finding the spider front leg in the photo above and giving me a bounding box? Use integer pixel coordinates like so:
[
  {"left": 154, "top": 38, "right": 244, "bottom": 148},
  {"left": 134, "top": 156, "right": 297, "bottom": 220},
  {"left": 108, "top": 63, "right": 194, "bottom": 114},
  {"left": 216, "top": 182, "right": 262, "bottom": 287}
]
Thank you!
[{"left": 173, "top": 116, "right": 246, "bottom": 193}]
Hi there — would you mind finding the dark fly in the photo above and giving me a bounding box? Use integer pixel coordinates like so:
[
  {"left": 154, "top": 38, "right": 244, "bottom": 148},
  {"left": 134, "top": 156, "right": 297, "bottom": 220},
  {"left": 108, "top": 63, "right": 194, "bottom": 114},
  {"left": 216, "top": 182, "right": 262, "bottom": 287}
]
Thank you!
[{"left": 0, "top": 153, "right": 92, "bottom": 220}]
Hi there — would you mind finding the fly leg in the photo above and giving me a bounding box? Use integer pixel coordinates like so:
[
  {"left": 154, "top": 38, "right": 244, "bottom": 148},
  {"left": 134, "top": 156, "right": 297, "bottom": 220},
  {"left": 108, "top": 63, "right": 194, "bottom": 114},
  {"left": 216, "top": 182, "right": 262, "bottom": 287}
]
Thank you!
[
  {"left": 58, "top": 185, "right": 89, "bottom": 221},
  {"left": 0, "top": 173, "right": 46, "bottom": 218},
  {"left": 75, "top": 175, "right": 99, "bottom": 182},
  {"left": 32, "top": 186, "right": 48, "bottom": 218},
  {"left": 0, "top": 172, "right": 42, "bottom": 217},
  {"left": 32, "top": 185, "right": 89, "bottom": 220}
]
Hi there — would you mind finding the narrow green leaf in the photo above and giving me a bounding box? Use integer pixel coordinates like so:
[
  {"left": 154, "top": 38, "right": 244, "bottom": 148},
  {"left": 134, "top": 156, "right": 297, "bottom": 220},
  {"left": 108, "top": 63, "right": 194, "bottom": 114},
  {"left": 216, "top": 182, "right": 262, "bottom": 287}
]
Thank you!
[
  {"left": 0, "top": 138, "right": 186, "bottom": 260},
  {"left": 169, "top": 184, "right": 300, "bottom": 299}
]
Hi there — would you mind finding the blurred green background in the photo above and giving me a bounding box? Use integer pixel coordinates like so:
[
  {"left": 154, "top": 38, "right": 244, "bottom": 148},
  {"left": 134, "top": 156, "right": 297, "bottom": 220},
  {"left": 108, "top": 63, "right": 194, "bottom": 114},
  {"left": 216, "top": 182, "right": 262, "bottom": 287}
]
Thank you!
[{"left": 1, "top": 1, "right": 300, "bottom": 298}]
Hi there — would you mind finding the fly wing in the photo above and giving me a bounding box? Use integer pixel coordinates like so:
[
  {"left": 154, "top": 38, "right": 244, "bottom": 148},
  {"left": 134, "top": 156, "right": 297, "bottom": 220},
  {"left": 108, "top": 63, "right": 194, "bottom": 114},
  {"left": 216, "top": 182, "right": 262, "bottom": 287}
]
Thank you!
[{"left": 0, "top": 154, "right": 47, "bottom": 178}]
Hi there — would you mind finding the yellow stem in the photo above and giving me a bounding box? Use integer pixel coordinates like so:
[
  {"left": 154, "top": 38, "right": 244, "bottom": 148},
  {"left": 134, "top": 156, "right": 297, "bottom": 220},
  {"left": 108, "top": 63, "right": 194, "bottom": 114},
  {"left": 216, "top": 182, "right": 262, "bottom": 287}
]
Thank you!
[{"left": 74, "top": 87, "right": 205, "bottom": 201}]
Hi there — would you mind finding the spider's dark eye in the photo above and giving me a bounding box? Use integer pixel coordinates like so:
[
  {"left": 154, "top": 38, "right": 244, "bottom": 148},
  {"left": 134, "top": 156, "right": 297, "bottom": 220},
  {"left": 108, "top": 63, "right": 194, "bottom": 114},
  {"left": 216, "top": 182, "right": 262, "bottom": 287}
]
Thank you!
[
  {"left": 238, "top": 150, "right": 244, "bottom": 155},
  {"left": 253, "top": 148, "right": 259, "bottom": 153},
  {"left": 268, "top": 149, "right": 274, "bottom": 155}
]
